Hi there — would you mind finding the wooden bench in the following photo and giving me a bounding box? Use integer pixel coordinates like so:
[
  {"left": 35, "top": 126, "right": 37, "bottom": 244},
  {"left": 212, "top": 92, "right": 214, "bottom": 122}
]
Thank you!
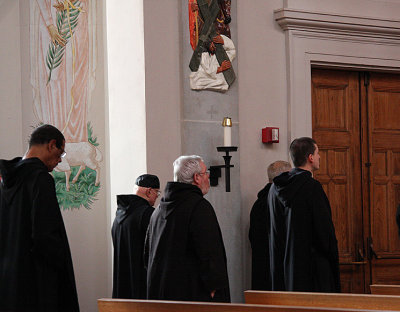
[
  {"left": 370, "top": 284, "right": 400, "bottom": 295},
  {"left": 98, "top": 298, "right": 390, "bottom": 312},
  {"left": 244, "top": 290, "right": 400, "bottom": 311}
]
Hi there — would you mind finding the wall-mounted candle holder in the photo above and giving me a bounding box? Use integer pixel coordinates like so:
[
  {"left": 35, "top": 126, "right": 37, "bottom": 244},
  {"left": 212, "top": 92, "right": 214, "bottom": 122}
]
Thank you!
[{"left": 209, "top": 146, "right": 238, "bottom": 192}]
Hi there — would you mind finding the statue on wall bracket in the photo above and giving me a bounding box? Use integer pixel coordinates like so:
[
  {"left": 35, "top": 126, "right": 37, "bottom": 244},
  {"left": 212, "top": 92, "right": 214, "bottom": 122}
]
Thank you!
[{"left": 188, "top": 0, "right": 236, "bottom": 92}]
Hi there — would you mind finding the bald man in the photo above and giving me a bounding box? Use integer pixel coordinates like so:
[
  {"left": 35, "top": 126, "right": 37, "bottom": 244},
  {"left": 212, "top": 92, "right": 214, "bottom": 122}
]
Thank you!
[
  {"left": 112, "top": 174, "right": 160, "bottom": 299},
  {"left": 249, "top": 160, "right": 291, "bottom": 290}
]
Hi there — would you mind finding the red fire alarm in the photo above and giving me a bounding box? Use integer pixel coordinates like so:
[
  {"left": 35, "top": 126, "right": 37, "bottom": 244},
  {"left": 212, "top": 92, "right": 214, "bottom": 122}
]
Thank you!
[{"left": 262, "top": 127, "right": 279, "bottom": 143}]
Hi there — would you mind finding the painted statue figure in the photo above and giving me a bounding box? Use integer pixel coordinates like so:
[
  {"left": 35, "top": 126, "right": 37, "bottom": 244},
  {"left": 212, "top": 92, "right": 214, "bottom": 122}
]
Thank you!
[
  {"left": 189, "top": 0, "right": 232, "bottom": 50},
  {"left": 188, "top": 0, "right": 235, "bottom": 91},
  {"left": 189, "top": 34, "right": 235, "bottom": 91}
]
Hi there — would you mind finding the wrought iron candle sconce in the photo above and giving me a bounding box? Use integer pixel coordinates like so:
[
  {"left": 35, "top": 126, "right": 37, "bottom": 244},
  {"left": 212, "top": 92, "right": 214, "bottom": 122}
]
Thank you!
[{"left": 209, "top": 146, "right": 238, "bottom": 192}]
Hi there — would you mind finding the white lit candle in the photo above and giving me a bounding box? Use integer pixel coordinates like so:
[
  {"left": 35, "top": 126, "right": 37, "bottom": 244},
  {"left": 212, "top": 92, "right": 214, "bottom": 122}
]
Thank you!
[{"left": 222, "top": 117, "right": 232, "bottom": 146}]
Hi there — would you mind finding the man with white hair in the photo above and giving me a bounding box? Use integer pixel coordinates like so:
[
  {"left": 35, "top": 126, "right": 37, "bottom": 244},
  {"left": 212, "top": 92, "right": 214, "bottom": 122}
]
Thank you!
[{"left": 144, "top": 155, "right": 230, "bottom": 302}]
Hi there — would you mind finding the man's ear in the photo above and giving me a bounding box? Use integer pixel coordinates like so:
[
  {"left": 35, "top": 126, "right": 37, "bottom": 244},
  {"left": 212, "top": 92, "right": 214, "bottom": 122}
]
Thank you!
[
  {"left": 47, "top": 139, "right": 57, "bottom": 151},
  {"left": 308, "top": 153, "right": 314, "bottom": 163},
  {"left": 192, "top": 172, "right": 200, "bottom": 186}
]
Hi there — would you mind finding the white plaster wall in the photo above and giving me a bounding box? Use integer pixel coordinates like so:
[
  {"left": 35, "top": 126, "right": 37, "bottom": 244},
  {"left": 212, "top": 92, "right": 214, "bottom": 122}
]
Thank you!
[
  {"left": 105, "top": 0, "right": 148, "bottom": 273},
  {"left": 237, "top": 0, "right": 289, "bottom": 291},
  {"left": 0, "top": 0, "right": 23, "bottom": 158},
  {"left": 144, "top": 0, "right": 182, "bottom": 191},
  {"left": 105, "top": 0, "right": 148, "bottom": 300}
]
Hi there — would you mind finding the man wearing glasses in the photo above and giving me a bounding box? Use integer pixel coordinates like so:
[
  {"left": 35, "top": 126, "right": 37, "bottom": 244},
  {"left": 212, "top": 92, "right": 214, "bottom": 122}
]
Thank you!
[
  {"left": 112, "top": 174, "right": 161, "bottom": 299},
  {"left": 0, "top": 124, "right": 79, "bottom": 311},
  {"left": 144, "top": 155, "right": 230, "bottom": 302}
]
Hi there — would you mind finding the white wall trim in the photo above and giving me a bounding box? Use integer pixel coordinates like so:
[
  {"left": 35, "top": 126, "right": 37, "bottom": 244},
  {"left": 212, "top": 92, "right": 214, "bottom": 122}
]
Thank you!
[{"left": 275, "top": 8, "right": 400, "bottom": 143}]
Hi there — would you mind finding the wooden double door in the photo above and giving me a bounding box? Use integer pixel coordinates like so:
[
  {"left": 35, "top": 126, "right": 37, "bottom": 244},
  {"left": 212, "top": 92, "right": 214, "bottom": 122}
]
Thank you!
[{"left": 311, "top": 68, "right": 400, "bottom": 293}]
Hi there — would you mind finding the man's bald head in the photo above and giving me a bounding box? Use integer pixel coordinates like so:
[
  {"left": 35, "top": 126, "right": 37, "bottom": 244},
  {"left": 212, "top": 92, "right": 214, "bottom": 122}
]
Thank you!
[{"left": 267, "top": 160, "right": 291, "bottom": 182}]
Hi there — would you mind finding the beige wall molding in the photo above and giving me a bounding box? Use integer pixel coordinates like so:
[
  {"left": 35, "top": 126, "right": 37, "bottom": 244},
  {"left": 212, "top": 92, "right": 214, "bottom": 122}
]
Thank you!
[
  {"left": 274, "top": 7, "right": 400, "bottom": 142},
  {"left": 275, "top": 8, "right": 400, "bottom": 41}
]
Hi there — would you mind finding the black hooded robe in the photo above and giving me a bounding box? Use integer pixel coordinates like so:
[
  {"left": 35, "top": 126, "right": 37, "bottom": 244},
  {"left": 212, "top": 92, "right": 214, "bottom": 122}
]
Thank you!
[
  {"left": 111, "top": 194, "right": 154, "bottom": 299},
  {"left": 268, "top": 168, "right": 340, "bottom": 293},
  {"left": 144, "top": 182, "right": 230, "bottom": 302},
  {"left": 249, "top": 183, "right": 272, "bottom": 290},
  {"left": 0, "top": 157, "right": 79, "bottom": 312}
]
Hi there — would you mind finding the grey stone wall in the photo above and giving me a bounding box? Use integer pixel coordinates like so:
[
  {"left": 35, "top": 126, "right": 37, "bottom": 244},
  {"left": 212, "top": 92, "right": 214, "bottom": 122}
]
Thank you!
[{"left": 180, "top": 0, "right": 243, "bottom": 302}]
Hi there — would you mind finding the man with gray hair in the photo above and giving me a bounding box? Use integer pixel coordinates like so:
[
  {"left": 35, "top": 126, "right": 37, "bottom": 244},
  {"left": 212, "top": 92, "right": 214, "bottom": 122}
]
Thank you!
[
  {"left": 144, "top": 155, "right": 230, "bottom": 302},
  {"left": 249, "top": 160, "right": 291, "bottom": 290}
]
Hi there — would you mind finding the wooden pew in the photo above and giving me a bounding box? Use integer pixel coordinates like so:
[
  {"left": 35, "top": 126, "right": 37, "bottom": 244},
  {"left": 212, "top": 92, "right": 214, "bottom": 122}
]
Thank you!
[
  {"left": 245, "top": 290, "right": 400, "bottom": 311},
  {"left": 370, "top": 284, "right": 400, "bottom": 295},
  {"left": 98, "top": 298, "right": 390, "bottom": 312}
]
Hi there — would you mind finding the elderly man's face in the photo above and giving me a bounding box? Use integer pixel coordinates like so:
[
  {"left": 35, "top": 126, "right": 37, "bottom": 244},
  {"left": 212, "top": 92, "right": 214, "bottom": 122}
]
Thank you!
[
  {"left": 147, "top": 188, "right": 160, "bottom": 206},
  {"left": 196, "top": 161, "right": 210, "bottom": 195}
]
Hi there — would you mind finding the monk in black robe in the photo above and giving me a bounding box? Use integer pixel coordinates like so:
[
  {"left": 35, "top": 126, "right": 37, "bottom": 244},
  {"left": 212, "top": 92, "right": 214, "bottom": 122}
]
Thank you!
[
  {"left": 249, "top": 160, "right": 291, "bottom": 290},
  {"left": 269, "top": 137, "right": 340, "bottom": 292},
  {"left": 112, "top": 174, "right": 160, "bottom": 299},
  {"left": 144, "top": 155, "right": 230, "bottom": 302},
  {"left": 0, "top": 125, "right": 79, "bottom": 312}
]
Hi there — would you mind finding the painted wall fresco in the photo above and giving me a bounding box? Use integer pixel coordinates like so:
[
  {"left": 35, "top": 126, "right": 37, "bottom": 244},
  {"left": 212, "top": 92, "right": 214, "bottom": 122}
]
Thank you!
[{"left": 30, "top": 0, "right": 100, "bottom": 210}]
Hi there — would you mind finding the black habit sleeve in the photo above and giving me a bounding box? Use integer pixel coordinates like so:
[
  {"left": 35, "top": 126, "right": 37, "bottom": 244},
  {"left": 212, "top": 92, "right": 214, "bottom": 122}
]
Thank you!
[
  {"left": 311, "top": 182, "right": 341, "bottom": 292},
  {"left": 31, "top": 172, "right": 79, "bottom": 311},
  {"left": 189, "top": 200, "right": 229, "bottom": 293}
]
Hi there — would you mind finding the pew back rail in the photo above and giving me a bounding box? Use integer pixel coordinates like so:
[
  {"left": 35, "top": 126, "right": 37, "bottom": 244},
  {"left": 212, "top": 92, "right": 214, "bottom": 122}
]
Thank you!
[
  {"left": 244, "top": 290, "right": 400, "bottom": 311},
  {"left": 98, "top": 298, "right": 393, "bottom": 312}
]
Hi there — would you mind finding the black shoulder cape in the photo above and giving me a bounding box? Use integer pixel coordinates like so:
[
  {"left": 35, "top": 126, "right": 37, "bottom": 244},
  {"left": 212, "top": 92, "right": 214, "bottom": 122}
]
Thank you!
[
  {"left": 144, "top": 182, "right": 230, "bottom": 302},
  {"left": 111, "top": 194, "right": 154, "bottom": 299},
  {"left": 249, "top": 182, "right": 272, "bottom": 290},
  {"left": 269, "top": 168, "right": 340, "bottom": 292},
  {"left": 0, "top": 157, "right": 79, "bottom": 311}
]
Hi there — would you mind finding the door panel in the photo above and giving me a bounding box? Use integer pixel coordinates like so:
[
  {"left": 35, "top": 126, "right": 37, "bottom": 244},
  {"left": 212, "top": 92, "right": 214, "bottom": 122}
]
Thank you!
[
  {"left": 368, "top": 73, "right": 400, "bottom": 284},
  {"left": 312, "top": 69, "right": 365, "bottom": 293}
]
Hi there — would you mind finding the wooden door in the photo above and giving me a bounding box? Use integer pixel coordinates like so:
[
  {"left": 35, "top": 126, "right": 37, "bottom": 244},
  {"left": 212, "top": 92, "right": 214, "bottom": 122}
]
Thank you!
[
  {"left": 366, "top": 72, "right": 400, "bottom": 285},
  {"left": 312, "top": 68, "right": 400, "bottom": 293},
  {"left": 312, "top": 69, "right": 365, "bottom": 293}
]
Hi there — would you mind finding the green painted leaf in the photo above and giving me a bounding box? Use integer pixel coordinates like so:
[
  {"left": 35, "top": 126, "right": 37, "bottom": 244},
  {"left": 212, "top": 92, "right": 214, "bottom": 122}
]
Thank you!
[{"left": 46, "top": 3, "right": 82, "bottom": 84}]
